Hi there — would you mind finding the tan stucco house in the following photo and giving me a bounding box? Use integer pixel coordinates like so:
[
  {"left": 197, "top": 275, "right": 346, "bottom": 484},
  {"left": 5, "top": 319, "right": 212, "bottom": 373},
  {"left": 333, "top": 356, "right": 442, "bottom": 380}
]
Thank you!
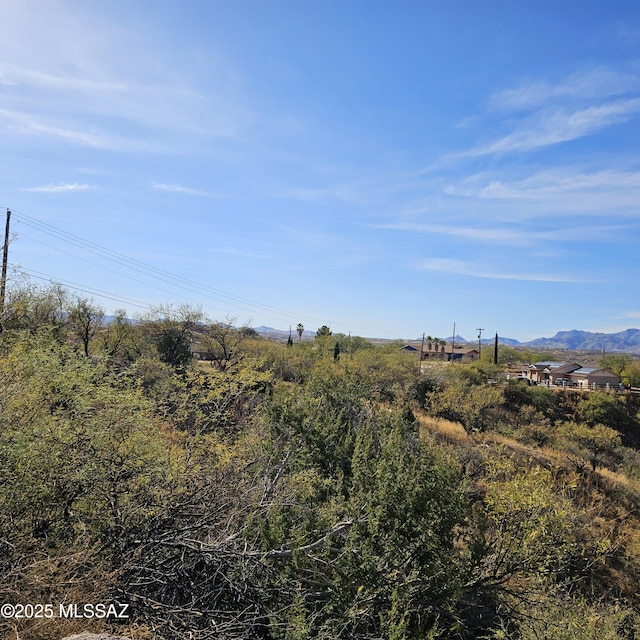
[
  {"left": 402, "top": 343, "right": 479, "bottom": 362},
  {"left": 525, "top": 361, "right": 620, "bottom": 389}
]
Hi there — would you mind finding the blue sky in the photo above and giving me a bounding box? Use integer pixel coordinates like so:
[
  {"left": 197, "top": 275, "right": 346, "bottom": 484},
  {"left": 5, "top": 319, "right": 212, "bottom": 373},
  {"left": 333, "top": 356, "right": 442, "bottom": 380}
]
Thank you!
[{"left": 2, "top": 1, "right": 640, "bottom": 341}]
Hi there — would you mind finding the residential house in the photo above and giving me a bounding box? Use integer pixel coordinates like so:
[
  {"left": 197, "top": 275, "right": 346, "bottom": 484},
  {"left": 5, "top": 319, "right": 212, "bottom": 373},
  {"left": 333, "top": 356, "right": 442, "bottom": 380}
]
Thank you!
[
  {"left": 525, "top": 361, "right": 620, "bottom": 389},
  {"left": 568, "top": 367, "right": 621, "bottom": 390},
  {"left": 526, "top": 362, "right": 582, "bottom": 385},
  {"left": 401, "top": 343, "right": 479, "bottom": 362}
]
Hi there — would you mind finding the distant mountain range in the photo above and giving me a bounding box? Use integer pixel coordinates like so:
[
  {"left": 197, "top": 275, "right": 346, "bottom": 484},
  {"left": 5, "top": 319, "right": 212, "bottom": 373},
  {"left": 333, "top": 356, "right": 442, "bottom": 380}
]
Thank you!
[
  {"left": 254, "top": 326, "right": 640, "bottom": 354},
  {"left": 517, "top": 329, "right": 640, "bottom": 354},
  {"left": 455, "top": 329, "right": 640, "bottom": 354},
  {"left": 254, "top": 325, "right": 315, "bottom": 340}
]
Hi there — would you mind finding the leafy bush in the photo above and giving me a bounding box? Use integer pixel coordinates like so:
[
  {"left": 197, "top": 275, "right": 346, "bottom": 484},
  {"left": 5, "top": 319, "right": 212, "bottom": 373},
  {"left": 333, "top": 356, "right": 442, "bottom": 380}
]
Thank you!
[{"left": 578, "top": 393, "right": 628, "bottom": 430}]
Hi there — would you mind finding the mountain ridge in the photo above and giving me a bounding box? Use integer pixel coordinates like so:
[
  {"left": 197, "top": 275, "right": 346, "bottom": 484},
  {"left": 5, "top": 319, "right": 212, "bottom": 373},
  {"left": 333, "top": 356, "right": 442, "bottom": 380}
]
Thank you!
[
  {"left": 452, "top": 329, "right": 640, "bottom": 354},
  {"left": 521, "top": 328, "right": 640, "bottom": 353},
  {"left": 254, "top": 326, "right": 640, "bottom": 354}
]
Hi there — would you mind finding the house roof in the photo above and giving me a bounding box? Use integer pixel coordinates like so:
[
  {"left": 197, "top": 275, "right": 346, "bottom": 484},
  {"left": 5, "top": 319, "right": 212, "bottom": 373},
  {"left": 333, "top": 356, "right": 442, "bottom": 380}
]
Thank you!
[
  {"left": 433, "top": 346, "right": 478, "bottom": 354},
  {"left": 534, "top": 361, "right": 567, "bottom": 368},
  {"left": 571, "top": 367, "right": 619, "bottom": 378},
  {"left": 531, "top": 362, "right": 581, "bottom": 373}
]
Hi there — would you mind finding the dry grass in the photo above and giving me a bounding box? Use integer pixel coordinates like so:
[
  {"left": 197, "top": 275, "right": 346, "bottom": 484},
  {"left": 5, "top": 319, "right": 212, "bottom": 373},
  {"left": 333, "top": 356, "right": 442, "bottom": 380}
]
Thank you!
[
  {"left": 416, "top": 409, "right": 566, "bottom": 472},
  {"left": 598, "top": 465, "right": 631, "bottom": 487},
  {"left": 415, "top": 412, "right": 470, "bottom": 445},
  {"left": 0, "top": 550, "right": 116, "bottom": 640},
  {"left": 417, "top": 408, "right": 640, "bottom": 514}
]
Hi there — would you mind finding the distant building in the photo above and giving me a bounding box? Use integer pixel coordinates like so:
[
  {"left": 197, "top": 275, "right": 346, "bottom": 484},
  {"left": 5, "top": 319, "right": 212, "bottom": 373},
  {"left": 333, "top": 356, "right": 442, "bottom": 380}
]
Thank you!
[
  {"left": 525, "top": 361, "right": 620, "bottom": 389},
  {"left": 526, "top": 362, "right": 582, "bottom": 385},
  {"left": 567, "top": 367, "right": 620, "bottom": 389},
  {"left": 401, "top": 343, "right": 479, "bottom": 362}
]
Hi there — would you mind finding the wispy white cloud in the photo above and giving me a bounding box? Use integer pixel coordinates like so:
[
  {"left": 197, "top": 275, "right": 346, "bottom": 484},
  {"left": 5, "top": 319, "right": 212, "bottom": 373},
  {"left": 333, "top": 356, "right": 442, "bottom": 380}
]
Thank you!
[
  {"left": 376, "top": 222, "right": 536, "bottom": 245},
  {"left": 376, "top": 220, "right": 630, "bottom": 247},
  {"left": 0, "top": 108, "right": 161, "bottom": 151},
  {"left": 0, "top": 73, "right": 17, "bottom": 86},
  {"left": 452, "top": 66, "right": 640, "bottom": 159},
  {"left": 489, "top": 67, "right": 639, "bottom": 112},
  {"left": 151, "top": 183, "right": 218, "bottom": 197},
  {"left": 0, "top": 2, "right": 253, "bottom": 152},
  {"left": 24, "top": 182, "right": 90, "bottom": 192},
  {"left": 0, "top": 109, "right": 100, "bottom": 145},
  {"left": 0, "top": 62, "right": 127, "bottom": 93},
  {"left": 439, "top": 167, "right": 640, "bottom": 221},
  {"left": 447, "top": 168, "right": 640, "bottom": 199},
  {"left": 414, "top": 257, "right": 596, "bottom": 283},
  {"left": 463, "top": 99, "right": 640, "bottom": 157}
]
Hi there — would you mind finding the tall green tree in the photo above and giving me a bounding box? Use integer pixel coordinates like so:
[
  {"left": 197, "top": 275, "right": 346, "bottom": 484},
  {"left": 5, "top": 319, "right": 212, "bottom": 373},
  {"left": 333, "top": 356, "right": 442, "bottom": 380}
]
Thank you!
[
  {"left": 67, "top": 296, "right": 104, "bottom": 357},
  {"left": 622, "top": 360, "right": 640, "bottom": 387},
  {"left": 316, "top": 325, "right": 332, "bottom": 338},
  {"left": 599, "top": 353, "right": 632, "bottom": 377},
  {"left": 199, "top": 318, "right": 252, "bottom": 371},
  {"left": 100, "top": 308, "right": 137, "bottom": 362},
  {"left": 143, "top": 303, "right": 202, "bottom": 368},
  {"left": 3, "top": 281, "right": 68, "bottom": 335}
]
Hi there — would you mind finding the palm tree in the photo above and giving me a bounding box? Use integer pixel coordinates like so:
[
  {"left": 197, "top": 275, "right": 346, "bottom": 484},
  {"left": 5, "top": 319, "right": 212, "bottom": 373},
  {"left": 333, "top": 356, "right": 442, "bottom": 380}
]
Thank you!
[{"left": 296, "top": 323, "right": 304, "bottom": 342}]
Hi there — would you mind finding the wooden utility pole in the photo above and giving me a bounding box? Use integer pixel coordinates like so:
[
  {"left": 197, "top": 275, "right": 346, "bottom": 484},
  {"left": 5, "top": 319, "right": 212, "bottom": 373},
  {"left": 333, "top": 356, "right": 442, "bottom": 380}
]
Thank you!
[
  {"left": 494, "top": 332, "right": 499, "bottom": 365},
  {"left": 0, "top": 209, "right": 11, "bottom": 322},
  {"left": 476, "top": 328, "right": 484, "bottom": 359}
]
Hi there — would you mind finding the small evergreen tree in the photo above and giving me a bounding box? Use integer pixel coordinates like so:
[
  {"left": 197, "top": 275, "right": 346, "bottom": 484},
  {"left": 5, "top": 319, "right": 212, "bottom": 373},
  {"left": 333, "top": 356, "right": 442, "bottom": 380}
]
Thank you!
[{"left": 316, "top": 325, "right": 332, "bottom": 338}]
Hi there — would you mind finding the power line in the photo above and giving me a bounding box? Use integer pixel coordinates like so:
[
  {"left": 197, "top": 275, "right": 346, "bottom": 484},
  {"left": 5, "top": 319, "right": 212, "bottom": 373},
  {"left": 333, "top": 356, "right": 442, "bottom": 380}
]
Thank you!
[
  {"left": 14, "top": 266, "right": 153, "bottom": 310},
  {"left": 8, "top": 207, "right": 395, "bottom": 337},
  {"left": 13, "top": 210, "right": 289, "bottom": 317},
  {"left": 18, "top": 231, "right": 210, "bottom": 307},
  {"left": 11, "top": 208, "right": 317, "bottom": 325}
]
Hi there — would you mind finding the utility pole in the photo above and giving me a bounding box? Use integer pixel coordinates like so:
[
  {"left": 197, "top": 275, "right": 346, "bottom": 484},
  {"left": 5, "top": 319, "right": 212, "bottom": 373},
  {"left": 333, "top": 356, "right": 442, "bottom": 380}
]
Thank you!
[
  {"left": 0, "top": 209, "right": 11, "bottom": 323},
  {"left": 494, "top": 332, "right": 499, "bottom": 365},
  {"left": 419, "top": 332, "right": 425, "bottom": 371},
  {"left": 451, "top": 322, "right": 456, "bottom": 353},
  {"left": 476, "top": 328, "right": 484, "bottom": 359}
]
